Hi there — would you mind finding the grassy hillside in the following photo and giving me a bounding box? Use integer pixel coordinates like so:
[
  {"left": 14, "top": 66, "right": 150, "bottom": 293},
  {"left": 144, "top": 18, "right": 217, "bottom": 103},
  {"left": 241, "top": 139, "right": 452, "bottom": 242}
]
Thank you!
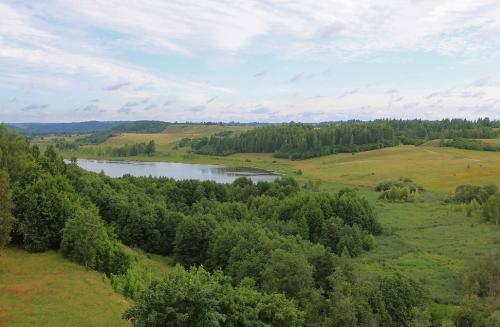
[
  {"left": 102, "top": 124, "right": 255, "bottom": 151},
  {"left": 0, "top": 248, "right": 130, "bottom": 327},
  {"left": 8, "top": 121, "right": 126, "bottom": 135},
  {"left": 282, "top": 144, "right": 500, "bottom": 193}
]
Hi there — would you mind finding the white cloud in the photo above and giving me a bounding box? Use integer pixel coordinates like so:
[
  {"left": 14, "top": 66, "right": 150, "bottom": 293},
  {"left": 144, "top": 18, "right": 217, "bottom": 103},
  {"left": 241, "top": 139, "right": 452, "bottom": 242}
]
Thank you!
[
  {"left": 1, "top": 1, "right": 500, "bottom": 122},
  {"left": 32, "top": 0, "right": 500, "bottom": 57}
]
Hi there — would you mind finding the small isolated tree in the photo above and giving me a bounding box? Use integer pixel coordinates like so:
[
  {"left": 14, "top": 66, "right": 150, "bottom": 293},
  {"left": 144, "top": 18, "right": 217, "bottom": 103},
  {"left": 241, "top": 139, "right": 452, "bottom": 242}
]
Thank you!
[{"left": 483, "top": 193, "right": 500, "bottom": 227}]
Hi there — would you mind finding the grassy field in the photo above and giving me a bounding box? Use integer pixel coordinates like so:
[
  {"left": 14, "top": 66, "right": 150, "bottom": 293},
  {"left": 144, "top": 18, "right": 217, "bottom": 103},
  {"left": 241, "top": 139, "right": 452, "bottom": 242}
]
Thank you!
[
  {"left": 0, "top": 246, "right": 173, "bottom": 327},
  {"left": 0, "top": 248, "right": 130, "bottom": 327},
  {"left": 356, "top": 202, "right": 499, "bottom": 303},
  {"left": 481, "top": 137, "right": 500, "bottom": 145}
]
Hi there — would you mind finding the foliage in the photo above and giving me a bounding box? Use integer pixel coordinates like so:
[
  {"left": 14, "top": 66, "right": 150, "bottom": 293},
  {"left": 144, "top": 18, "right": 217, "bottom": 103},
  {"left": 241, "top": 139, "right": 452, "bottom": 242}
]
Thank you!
[
  {"left": 54, "top": 138, "right": 79, "bottom": 151},
  {"left": 482, "top": 193, "right": 500, "bottom": 226},
  {"left": 7, "top": 121, "right": 125, "bottom": 135},
  {"left": 60, "top": 203, "right": 131, "bottom": 275},
  {"left": 110, "top": 140, "right": 155, "bottom": 157},
  {"left": 12, "top": 173, "right": 78, "bottom": 252},
  {"left": 78, "top": 121, "right": 167, "bottom": 144},
  {"left": 174, "top": 214, "right": 216, "bottom": 267},
  {"left": 123, "top": 265, "right": 304, "bottom": 327},
  {"left": 451, "top": 184, "right": 498, "bottom": 204},
  {"left": 190, "top": 119, "right": 499, "bottom": 159},
  {"left": 0, "top": 169, "right": 14, "bottom": 249},
  {"left": 486, "top": 311, "right": 500, "bottom": 327},
  {"left": 464, "top": 252, "right": 500, "bottom": 298},
  {"left": 378, "top": 273, "right": 427, "bottom": 327},
  {"left": 111, "top": 263, "right": 154, "bottom": 300},
  {"left": 379, "top": 186, "right": 414, "bottom": 202},
  {"left": 375, "top": 177, "right": 424, "bottom": 192}
]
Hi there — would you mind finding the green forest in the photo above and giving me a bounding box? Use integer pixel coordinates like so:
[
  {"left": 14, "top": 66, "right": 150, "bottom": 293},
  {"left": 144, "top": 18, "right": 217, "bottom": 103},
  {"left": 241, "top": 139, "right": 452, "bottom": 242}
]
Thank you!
[
  {"left": 1, "top": 123, "right": 499, "bottom": 326},
  {"left": 190, "top": 119, "right": 499, "bottom": 159}
]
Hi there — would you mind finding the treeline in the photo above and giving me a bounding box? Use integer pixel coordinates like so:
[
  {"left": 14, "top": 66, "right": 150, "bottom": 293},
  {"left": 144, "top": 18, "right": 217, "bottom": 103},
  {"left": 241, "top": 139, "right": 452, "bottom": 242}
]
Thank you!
[
  {"left": 54, "top": 138, "right": 79, "bottom": 151},
  {"left": 441, "top": 138, "right": 500, "bottom": 152},
  {"left": 7, "top": 121, "right": 125, "bottom": 135},
  {"left": 110, "top": 140, "right": 155, "bottom": 157},
  {"left": 191, "top": 118, "right": 499, "bottom": 159}
]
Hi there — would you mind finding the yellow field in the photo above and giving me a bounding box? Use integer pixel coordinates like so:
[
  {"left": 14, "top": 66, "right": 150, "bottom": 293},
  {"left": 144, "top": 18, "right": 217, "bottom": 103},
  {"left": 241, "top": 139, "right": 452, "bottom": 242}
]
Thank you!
[
  {"left": 103, "top": 124, "right": 254, "bottom": 151},
  {"left": 0, "top": 248, "right": 130, "bottom": 327},
  {"left": 277, "top": 144, "right": 500, "bottom": 193},
  {"left": 482, "top": 138, "right": 500, "bottom": 145}
]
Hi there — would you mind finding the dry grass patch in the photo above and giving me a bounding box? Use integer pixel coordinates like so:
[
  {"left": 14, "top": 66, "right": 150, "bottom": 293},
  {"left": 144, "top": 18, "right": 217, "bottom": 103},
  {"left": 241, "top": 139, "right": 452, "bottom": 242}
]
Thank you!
[{"left": 0, "top": 248, "right": 130, "bottom": 327}]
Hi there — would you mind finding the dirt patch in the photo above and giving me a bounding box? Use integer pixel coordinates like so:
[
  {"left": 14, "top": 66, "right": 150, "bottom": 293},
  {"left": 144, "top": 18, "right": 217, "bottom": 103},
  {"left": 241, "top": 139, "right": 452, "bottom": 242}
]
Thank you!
[{"left": 0, "top": 284, "right": 47, "bottom": 294}]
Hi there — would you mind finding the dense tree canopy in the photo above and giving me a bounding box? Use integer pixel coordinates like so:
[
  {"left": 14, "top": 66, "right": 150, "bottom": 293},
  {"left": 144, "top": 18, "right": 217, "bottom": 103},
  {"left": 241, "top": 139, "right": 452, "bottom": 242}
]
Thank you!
[{"left": 123, "top": 266, "right": 304, "bottom": 327}]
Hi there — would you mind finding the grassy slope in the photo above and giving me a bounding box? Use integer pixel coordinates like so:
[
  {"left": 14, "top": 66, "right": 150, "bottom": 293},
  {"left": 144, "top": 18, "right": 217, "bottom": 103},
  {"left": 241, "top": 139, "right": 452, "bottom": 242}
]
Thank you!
[
  {"left": 0, "top": 248, "right": 130, "bottom": 327},
  {"left": 0, "top": 246, "right": 172, "bottom": 327},
  {"left": 102, "top": 124, "right": 254, "bottom": 151}
]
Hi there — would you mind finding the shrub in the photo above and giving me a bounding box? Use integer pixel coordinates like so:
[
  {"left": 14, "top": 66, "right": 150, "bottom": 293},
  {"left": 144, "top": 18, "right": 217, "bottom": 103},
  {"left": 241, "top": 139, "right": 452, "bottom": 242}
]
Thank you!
[{"left": 60, "top": 204, "right": 131, "bottom": 275}]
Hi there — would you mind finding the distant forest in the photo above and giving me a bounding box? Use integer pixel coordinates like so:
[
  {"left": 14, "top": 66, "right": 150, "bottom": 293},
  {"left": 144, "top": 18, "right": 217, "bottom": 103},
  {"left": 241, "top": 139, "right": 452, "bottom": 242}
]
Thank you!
[
  {"left": 191, "top": 118, "right": 500, "bottom": 159},
  {"left": 7, "top": 121, "right": 126, "bottom": 135}
]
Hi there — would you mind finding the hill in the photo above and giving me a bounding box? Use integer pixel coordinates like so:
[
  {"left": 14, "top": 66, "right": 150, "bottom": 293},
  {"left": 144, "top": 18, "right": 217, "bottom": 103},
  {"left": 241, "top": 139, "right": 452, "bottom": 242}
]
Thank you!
[
  {"left": 7, "top": 121, "right": 127, "bottom": 135},
  {"left": 0, "top": 248, "right": 130, "bottom": 326}
]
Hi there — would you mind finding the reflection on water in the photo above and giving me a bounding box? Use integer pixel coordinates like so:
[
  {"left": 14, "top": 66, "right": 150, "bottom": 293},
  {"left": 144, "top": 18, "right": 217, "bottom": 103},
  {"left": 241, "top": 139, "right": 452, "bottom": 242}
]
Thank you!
[{"left": 70, "top": 159, "right": 279, "bottom": 183}]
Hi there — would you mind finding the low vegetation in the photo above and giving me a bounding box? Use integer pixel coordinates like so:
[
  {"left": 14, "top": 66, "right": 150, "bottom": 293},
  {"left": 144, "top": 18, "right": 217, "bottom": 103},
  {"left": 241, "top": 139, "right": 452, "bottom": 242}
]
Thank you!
[{"left": 442, "top": 138, "right": 500, "bottom": 152}]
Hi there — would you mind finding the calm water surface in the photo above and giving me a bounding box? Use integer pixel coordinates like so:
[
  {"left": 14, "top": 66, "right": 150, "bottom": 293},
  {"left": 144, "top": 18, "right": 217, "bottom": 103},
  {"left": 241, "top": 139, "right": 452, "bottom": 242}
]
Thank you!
[{"left": 72, "top": 159, "right": 279, "bottom": 183}]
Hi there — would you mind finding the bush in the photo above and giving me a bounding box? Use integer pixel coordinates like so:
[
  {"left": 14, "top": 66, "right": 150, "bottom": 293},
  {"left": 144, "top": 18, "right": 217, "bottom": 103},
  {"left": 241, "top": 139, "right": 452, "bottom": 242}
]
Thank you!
[
  {"left": 452, "top": 184, "right": 497, "bottom": 204},
  {"left": 375, "top": 177, "right": 424, "bottom": 193},
  {"left": 13, "top": 174, "right": 78, "bottom": 252},
  {"left": 0, "top": 170, "right": 14, "bottom": 249},
  {"left": 111, "top": 263, "right": 154, "bottom": 300},
  {"left": 123, "top": 265, "right": 304, "bottom": 327},
  {"left": 60, "top": 204, "right": 131, "bottom": 275}
]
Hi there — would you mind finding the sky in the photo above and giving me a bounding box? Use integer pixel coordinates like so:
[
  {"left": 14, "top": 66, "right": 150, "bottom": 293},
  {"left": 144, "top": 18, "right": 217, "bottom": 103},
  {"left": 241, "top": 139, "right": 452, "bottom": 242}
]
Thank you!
[{"left": 1, "top": 0, "right": 500, "bottom": 123}]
